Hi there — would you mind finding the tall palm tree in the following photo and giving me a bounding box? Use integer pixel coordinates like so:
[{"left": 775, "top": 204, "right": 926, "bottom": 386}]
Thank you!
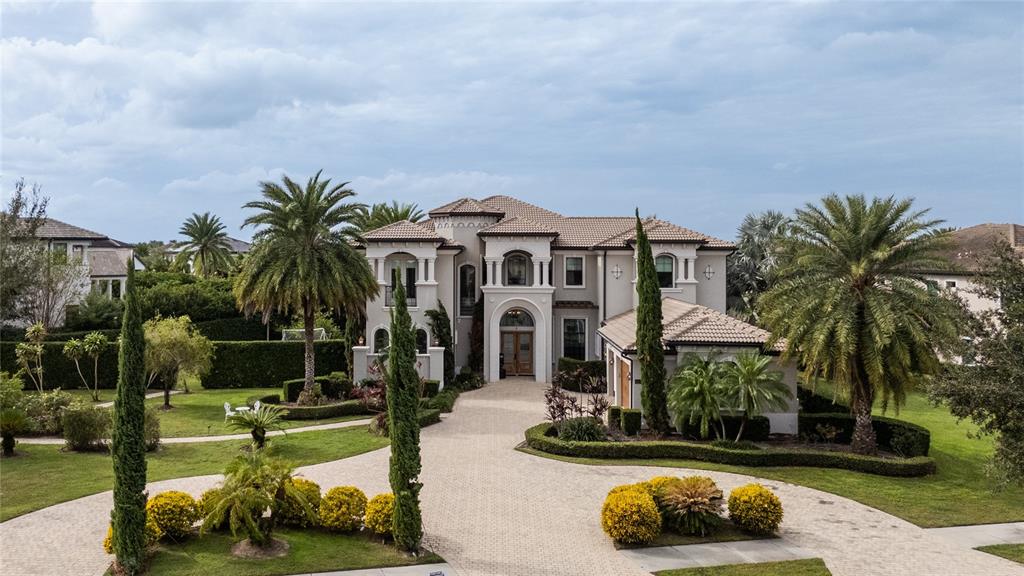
[
  {"left": 234, "top": 171, "right": 378, "bottom": 396},
  {"left": 723, "top": 351, "right": 792, "bottom": 441},
  {"left": 176, "top": 212, "right": 234, "bottom": 277},
  {"left": 758, "top": 194, "right": 960, "bottom": 455},
  {"left": 727, "top": 210, "right": 790, "bottom": 323},
  {"left": 354, "top": 201, "right": 424, "bottom": 233}
]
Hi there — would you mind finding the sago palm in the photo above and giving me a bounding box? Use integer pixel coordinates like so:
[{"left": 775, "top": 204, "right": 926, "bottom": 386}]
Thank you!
[
  {"left": 227, "top": 405, "right": 286, "bottom": 449},
  {"left": 668, "top": 353, "right": 729, "bottom": 440},
  {"left": 723, "top": 351, "right": 791, "bottom": 441},
  {"left": 176, "top": 212, "right": 234, "bottom": 277},
  {"left": 354, "top": 201, "right": 424, "bottom": 233},
  {"left": 234, "top": 171, "right": 378, "bottom": 395},
  {"left": 758, "top": 194, "right": 961, "bottom": 454}
]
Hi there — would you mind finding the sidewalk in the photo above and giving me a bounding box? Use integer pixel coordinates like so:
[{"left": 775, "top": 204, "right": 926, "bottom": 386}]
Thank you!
[
  {"left": 618, "top": 539, "right": 816, "bottom": 573},
  {"left": 927, "top": 522, "right": 1024, "bottom": 548},
  {"left": 300, "top": 564, "right": 452, "bottom": 576}
]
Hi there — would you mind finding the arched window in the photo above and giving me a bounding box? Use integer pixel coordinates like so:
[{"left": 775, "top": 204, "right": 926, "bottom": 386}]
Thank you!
[
  {"left": 504, "top": 252, "right": 532, "bottom": 286},
  {"left": 373, "top": 328, "right": 389, "bottom": 352},
  {"left": 416, "top": 329, "right": 429, "bottom": 354},
  {"left": 655, "top": 255, "right": 674, "bottom": 288},
  {"left": 385, "top": 253, "right": 418, "bottom": 306},
  {"left": 459, "top": 264, "right": 476, "bottom": 316},
  {"left": 500, "top": 308, "right": 535, "bottom": 327}
]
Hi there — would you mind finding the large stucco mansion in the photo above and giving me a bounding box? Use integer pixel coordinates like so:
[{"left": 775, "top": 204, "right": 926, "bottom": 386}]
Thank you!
[{"left": 351, "top": 195, "right": 799, "bottom": 433}]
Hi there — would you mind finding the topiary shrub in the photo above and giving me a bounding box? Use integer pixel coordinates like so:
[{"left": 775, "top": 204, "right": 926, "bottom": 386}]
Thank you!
[
  {"left": 608, "top": 406, "right": 622, "bottom": 430},
  {"left": 61, "top": 404, "right": 110, "bottom": 451},
  {"left": 275, "top": 477, "right": 322, "bottom": 527},
  {"left": 620, "top": 409, "right": 642, "bottom": 436},
  {"left": 364, "top": 493, "right": 395, "bottom": 537},
  {"left": 557, "top": 417, "right": 606, "bottom": 442},
  {"left": 658, "top": 476, "right": 724, "bottom": 536},
  {"left": 146, "top": 490, "right": 201, "bottom": 541},
  {"left": 320, "top": 486, "right": 367, "bottom": 532},
  {"left": 103, "top": 515, "right": 162, "bottom": 554},
  {"left": 728, "top": 483, "right": 783, "bottom": 535},
  {"left": 600, "top": 485, "right": 662, "bottom": 544}
]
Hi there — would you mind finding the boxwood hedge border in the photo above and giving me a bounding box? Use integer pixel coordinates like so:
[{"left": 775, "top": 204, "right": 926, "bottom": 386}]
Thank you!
[{"left": 524, "top": 423, "right": 936, "bottom": 477}]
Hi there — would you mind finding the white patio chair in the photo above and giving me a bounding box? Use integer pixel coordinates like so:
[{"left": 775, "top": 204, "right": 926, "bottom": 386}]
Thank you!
[
  {"left": 224, "top": 402, "right": 236, "bottom": 420},
  {"left": 253, "top": 400, "right": 262, "bottom": 412}
]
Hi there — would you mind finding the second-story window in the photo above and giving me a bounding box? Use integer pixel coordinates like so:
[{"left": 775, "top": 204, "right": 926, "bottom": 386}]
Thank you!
[
  {"left": 565, "top": 256, "right": 584, "bottom": 287},
  {"left": 385, "top": 254, "right": 417, "bottom": 306},
  {"left": 459, "top": 265, "right": 476, "bottom": 316},
  {"left": 505, "top": 253, "right": 531, "bottom": 286},
  {"left": 655, "top": 255, "right": 674, "bottom": 288}
]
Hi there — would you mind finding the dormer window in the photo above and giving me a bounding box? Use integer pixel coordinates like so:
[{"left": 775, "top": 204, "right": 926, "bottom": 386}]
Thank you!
[{"left": 655, "top": 255, "right": 674, "bottom": 288}]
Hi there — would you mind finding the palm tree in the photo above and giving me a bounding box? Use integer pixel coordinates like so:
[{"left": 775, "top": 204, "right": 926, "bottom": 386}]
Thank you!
[
  {"left": 758, "top": 194, "right": 960, "bottom": 455},
  {"left": 723, "top": 351, "right": 792, "bottom": 441},
  {"left": 668, "top": 353, "right": 728, "bottom": 440},
  {"left": 176, "top": 212, "right": 234, "bottom": 277},
  {"left": 354, "top": 201, "right": 424, "bottom": 233},
  {"left": 727, "top": 210, "right": 790, "bottom": 323},
  {"left": 234, "top": 171, "right": 378, "bottom": 396}
]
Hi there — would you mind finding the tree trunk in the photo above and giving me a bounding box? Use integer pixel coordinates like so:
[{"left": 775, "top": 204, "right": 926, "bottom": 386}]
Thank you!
[
  {"left": 2, "top": 434, "right": 15, "bottom": 457},
  {"left": 72, "top": 359, "right": 89, "bottom": 397},
  {"left": 163, "top": 369, "right": 176, "bottom": 409},
  {"left": 850, "top": 358, "right": 877, "bottom": 455},
  {"left": 92, "top": 358, "right": 100, "bottom": 402},
  {"left": 735, "top": 414, "right": 747, "bottom": 442},
  {"left": 303, "top": 300, "right": 316, "bottom": 394}
]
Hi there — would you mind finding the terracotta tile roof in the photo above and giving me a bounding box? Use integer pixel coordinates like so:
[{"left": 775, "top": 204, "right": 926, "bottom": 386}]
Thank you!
[
  {"left": 478, "top": 216, "right": 559, "bottom": 237},
  {"left": 428, "top": 197, "right": 504, "bottom": 217},
  {"left": 598, "top": 298, "right": 782, "bottom": 353},
  {"left": 361, "top": 220, "right": 443, "bottom": 242},
  {"left": 928, "top": 223, "right": 1024, "bottom": 273},
  {"left": 28, "top": 217, "right": 107, "bottom": 240},
  {"left": 479, "top": 195, "right": 563, "bottom": 223},
  {"left": 594, "top": 218, "right": 734, "bottom": 249}
]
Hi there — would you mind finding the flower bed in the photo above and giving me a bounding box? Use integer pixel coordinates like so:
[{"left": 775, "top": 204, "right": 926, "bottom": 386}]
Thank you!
[{"left": 525, "top": 423, "right": 936, "bottom": 477}]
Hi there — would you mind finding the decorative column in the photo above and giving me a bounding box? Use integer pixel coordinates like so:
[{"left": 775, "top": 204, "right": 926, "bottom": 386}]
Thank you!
[
  {"left": 376, "top": 258, "right": 386, "bottom": 284},
  {"left": 677, "top": 258, "right": 687, "bottom": 284},
  {"left": 417, "top": 258, "right": 426, "bottom": 283},
  {"left": 533, "top": 259, "right": 542, "bottom": 287},
  {"left": 427, "top": 257, "right": 436, "bottom": 282},
  {"left": 687, "top": 256, "right": 696, "bottom": 282}
]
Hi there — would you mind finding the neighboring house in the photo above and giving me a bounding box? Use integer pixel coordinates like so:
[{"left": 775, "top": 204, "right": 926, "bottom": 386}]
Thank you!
[
  {"left": 921, "top": 223, "right": 1024, "bottom": 317},
  {"left": 165, "top": 236, "right": 251, "bottom": 272},
  {"left": 351, "top": 195, "right": 799, "bottom": 433}
]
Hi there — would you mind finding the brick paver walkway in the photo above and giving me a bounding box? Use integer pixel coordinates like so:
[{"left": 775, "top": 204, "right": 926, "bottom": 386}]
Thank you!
[{"left": 2, "top": 379, "right": 1022, "bottom": 576}]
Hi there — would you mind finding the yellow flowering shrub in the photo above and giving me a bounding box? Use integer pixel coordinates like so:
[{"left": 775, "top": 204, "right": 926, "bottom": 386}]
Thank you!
[
  {"left": 600, "top": 485, "right": 662, "bottom": 545},
  {"left": 364, "top": 493, "right": 395, "bottom": 536},
  {"left": 197, "top": 488, "right": 224, "bottom": 530},
  {"left": 648, "top": 476, "right": 684, "bottom": 498},
  {"left": 320, "top": 486, "right": 367, "bottom": 532},
  {"left": 727, "top": 483, "right": 783, "bottom": 535},
  {"left": 608, "top": 481, "right": 653, "bottom": 497},
  {"left": 275, "top": 477, "right": 322, "bottom": 528},
  {"left": 146, "top": 490, "right": 200, "bottom": 540},
  {"left": 102, "top": 516, "right": 163, "bottom": 554}
]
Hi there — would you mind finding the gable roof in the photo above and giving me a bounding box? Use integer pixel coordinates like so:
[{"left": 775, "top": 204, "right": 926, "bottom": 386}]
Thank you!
[
  {"left": 361, "top": 220, "right": 445, "bottom": 243},
  {"left": 428, "top": 197, "right": 504, "bottom": 217},
  {"left": 931, "top": 223, "right": 1024, "bottom": 273},
  {"left": 598, "top": 297, "right": 782, "bottom": 353}
]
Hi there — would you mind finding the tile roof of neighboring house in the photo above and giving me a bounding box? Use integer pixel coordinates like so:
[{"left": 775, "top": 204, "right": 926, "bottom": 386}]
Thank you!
[
  {"left": 361, "top": 220, "right": 445, "bottom": 242},
  {"left": 598, "top": 297, "right": 783, "bottom": 353},
  {"left": 478, "top": 216, "right": 559, "bottom": 237},
  {"left": 88, "top": 250, "right": 131, "bottom": 277},
  {"left": 91, "top": 237, "right": 134, "bottom": 249},
  {"left": 428, "top": 197, "right": 505, "bottom": 217},
  {"left": 30, "top": 217, "right": 107, "bottom": 240},
  {"left": 929, "top": 223, "right": 1024, "bottom": 274},
  {"left": 225, "top": 237, "right": 252, "bottom": 253}
]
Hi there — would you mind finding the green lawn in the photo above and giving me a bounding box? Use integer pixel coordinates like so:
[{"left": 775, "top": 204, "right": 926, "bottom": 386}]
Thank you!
[
  {"left": 135, "top": 529, "right": 442, "bottom": 576},
  {"left": 523, "top": 390, "right": 1024, "bottom": 527},
  {"left": 619, "top": 521, "right": 767, "bottom": 549},
  {"left": 655, "top": 558, "right": 831, "bottom": 576},
  {"left": 977, "top": 544, "right": 1024, "bottom": 564},
  {"left": 144, "top": 388, "right": 367, "bottom": 437},
  {"left": 0, "top": 427, "right": 388, "bottom": 521}
]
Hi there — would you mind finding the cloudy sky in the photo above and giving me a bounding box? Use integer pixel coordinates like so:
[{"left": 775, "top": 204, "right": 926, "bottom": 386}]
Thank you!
[{"left": 2, "top": 1, "right": 1021, "bottom": 243}]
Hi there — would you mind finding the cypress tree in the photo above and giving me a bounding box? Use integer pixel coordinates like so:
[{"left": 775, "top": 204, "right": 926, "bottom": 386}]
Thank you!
[
  {"left": 635, "top": 210, "right": 670, "bottom": 434},
  {"left": 111, "top": 263, "right": 148, "bottom": 574},
  {"left": 424, "top": 301, "right": 455, "bottom": 388},
  {"left": 387, "top": 271, "right": 422, "bottom": 552}
]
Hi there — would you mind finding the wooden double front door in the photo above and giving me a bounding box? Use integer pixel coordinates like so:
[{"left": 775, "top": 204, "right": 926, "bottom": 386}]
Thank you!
[{"left": 501, "top": 331, "right": 534, "bottom": 376}]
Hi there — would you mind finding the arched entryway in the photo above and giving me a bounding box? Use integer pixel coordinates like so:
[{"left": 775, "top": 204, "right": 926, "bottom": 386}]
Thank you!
[{"left": 499, "top": 308, "right": 534, "bottom": 377}]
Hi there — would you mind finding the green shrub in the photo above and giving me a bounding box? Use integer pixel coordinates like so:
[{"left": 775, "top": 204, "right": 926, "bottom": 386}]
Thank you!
[
  {"left": 275, "top": 478, "right": 322, "bottom": 527},
  {"left": 608, "top": 406, "right": 621, "bottom": 430},
  {"left": 21, "top": 389, "right": 76, "bottom": 434},
  {"left": 320, "top": 486, "right": 367, "bottom": 532},
  {"left": 728, "top": 484, "right": 783, "bottom": 535},
  {"left": 147, "top": 490, "right": 201, "bottom": 540},
  {"left": 193, "top": 317, "right": 269, "bottom": 341},
  {"left": 798, "top": 413, "right": 931, "bottom": 457},
  {"left": 676, "top": 415, "right": 771, "bottom": 442},
  {"left": 558, "top": 417, "right": 606, "bottom": 442},
  {"left": 137, "top": 274, "right": 237, "bottom": 322},
  {"left": 890, "top": 426, "right": 930, "bottom": 458},
  {"left": 421, "top": 379, "right": 440, "bottom": 398},
  {"left": 246, "top": 393, "right": 281, "bottom": 406},
  {"left": 1, "top": 407, "right": 30, "bottom": 456},
  {"left": 797, "top": 386, "right": 848, "bottom": 413},
  {"left": 524, "top": 423, "right": 937, "bottom": 477},
  {"left": 601, "top": 485, "right": 662, "bottom": 544},
  {"left": 710, "top": 439, "right": 761, "bottom": 451},
  {"left": 417, "top": 408, "right": 442, "bottom": 428},
  {"left": 197, "top": 488, "right": 224, "bottom": 531},
  {"left": 426, "top": 387, "right": 459, "bottom": 413},
  {"left": 144, "top": 406, "right": 161, "bottom": 452},
  {"left": 281, "top": 400, "right": 371, "bottom": 420},
  {"left": 364, "top": 493, "right": 395, "bottom": 536},
  {"left": 621, "top": 409, "right": 642, "bottom": 436},
  {"left": 0, "top": 342, "right": 120, "bottom": 390},
  {"left": 61, "top": 404, "right": 110, "bottom": 451},
  {"left": 452, "top": 370, "right": 485, "bottom": 391},
  {"left": 0, "top": 372, "right": 25, "bottom": 409},
  {"left": 204, "top": 340, "right": 347, "bottom": 389},
  {"left": 65, "top": 292, "right": 123, "bottom": 331},
  {"left": 282, "top": 371, "right": 351, "bottom": 402}
]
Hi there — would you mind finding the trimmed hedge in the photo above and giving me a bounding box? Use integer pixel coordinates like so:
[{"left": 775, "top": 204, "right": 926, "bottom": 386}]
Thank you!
[
  {"left": 282, "top": 372, "right": 351, "bottom": 402},
  {"left": 799, "top": 413, "right": 931, "bottom": 457},
  {"left": 524, "top": 423, "right": 936, "bottom": 477},
  {"left": 203, "top": 340, "right": 347, "bottom": 389},
  {"left": 677, "top": 415, "right": 772, "bottom": 442},
  {"left": 608, "top": 406, "right": 622, "bottom": 430},
  {"left": 426, "top": 387, "right": 460, "bottom": 413},
  {"left": 798, "top": 386, "right": 849, "bottom": 414},
  {"left": 557, "top": 357, "right": 605, "bottom": 377},
  {"left": 422, "top": 380, "right": 440, "bottom": 398},
  {"left": 281, "top": 400, "right": 371, "bottom": 421},
  {"left": 193, "top": 317, "right": 270, "bottom": 341},
  {"left": 1, "top": 341, "right": 120, "bottom": 390},
  {"left": 245, "top": 393, "right": 281, "bottom": 406},
  {"left": 418, "top": 408, "right": 442, "bottom": 427},
  {"left": 621, "top": 409, "right": 642, "bottom": 436}
]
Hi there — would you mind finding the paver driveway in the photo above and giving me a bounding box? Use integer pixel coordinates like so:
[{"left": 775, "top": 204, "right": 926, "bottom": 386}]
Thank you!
[{"left": 2, "top": 379, "right": 1022, "bottom": 576}]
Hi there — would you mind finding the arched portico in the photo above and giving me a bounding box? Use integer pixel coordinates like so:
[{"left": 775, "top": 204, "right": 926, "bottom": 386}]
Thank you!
[{"left": 487, "top": 297, "right": 550, "bottom": 383}]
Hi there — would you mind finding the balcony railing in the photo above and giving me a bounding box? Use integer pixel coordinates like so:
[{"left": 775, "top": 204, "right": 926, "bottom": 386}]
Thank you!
[{"left": 384, "top": 286, "right": 417, "bottom": 308}]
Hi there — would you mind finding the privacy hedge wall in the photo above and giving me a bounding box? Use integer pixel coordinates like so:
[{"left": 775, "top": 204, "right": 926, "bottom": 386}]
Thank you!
[
  {"left": 799, "top": 413, "right": 931, "bottom": 457},
  {"left": 524, "top": 423, "right": 936, "bottom": 477},
  {"left": 1, "top": 341, "right": 120, "bottom": 390},
  {"left": 201, "top": 340, "right": 347, "bottom": 389}
]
